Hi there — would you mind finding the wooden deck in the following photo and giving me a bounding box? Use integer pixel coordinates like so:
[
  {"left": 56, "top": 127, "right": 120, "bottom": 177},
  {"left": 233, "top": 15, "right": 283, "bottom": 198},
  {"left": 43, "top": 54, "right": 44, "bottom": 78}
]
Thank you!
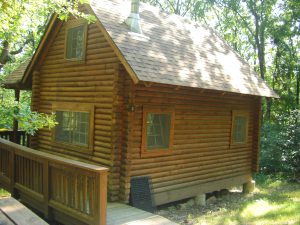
[
  {"left": 0, "top": 138, "right": 177, "bottom": 225},
  {"left": 107, "top": 203, "right": 177, "bottom": 225}
]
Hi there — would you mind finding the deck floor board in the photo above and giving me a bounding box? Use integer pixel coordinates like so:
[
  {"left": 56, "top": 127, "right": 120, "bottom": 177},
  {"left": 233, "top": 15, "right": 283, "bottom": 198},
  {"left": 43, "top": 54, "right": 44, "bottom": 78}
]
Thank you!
[
  {"left": 0, "top": 198, "right": 177, "bottom": 225},
  {"left": 107, "top": 203, "right": 178, "bottom": 225}
]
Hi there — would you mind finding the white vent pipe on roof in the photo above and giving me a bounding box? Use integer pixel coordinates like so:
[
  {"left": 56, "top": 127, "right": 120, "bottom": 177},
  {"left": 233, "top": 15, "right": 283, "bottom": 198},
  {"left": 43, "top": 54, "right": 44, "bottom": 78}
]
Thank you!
[{"left": 125, "top": 0, "right": 142, "bottom": 34}]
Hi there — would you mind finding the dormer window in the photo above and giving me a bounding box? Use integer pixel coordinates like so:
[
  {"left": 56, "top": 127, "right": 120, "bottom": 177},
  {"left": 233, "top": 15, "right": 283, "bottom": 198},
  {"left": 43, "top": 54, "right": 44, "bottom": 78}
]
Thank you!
[{"left": 65, "top": 22, "right": 87, "bottom": 60}]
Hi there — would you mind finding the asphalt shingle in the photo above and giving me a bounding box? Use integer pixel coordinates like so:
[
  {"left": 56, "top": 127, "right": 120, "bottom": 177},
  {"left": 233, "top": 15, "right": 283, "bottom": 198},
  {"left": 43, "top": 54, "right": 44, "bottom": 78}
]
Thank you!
[{"left": 90, "top": 0, "right": 278, "bottom": 98}]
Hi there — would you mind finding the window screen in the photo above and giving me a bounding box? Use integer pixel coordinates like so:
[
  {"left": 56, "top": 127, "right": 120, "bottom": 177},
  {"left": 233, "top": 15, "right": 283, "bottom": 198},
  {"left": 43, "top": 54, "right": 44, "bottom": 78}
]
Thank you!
[
  {"left": 66, "top": 25, "right": 85, "bottom": 60},
  {"left": 146, "top": 113, "right": 171, "bottom": 149},
  {"left": 232, "top": 116, "right": 247, "bottom": 143},
  {"left": 55, "top": 111, "right": 89, "bottom": 146}
]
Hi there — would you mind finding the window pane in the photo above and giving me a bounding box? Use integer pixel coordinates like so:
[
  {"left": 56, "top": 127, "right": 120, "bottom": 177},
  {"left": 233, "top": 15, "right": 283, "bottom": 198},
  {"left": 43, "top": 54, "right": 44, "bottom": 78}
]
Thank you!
[
  {"left": 66, "top": 25, "right": 84, "bottom": 60},
  {"left": 146, "top": 113, "right": 171, "bottom": 150},
  {"left": 55, "top": 111, "right": 89, "bottom": 147},
  {"left": 233, "top": 116, "right": 247, "bottom": 143}
]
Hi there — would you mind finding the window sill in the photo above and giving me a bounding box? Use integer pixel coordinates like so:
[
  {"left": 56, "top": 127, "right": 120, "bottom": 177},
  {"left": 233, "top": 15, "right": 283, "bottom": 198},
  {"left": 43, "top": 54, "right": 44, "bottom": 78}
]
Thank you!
[
  {"left": 141, "top": 149, "right": 173, "bottom": 158},
  {"left": 230, "top": 142, "right": 248, "bottom": 148},
  {"left": 52, "top": 140, "right": 93, "bottom": 154}
]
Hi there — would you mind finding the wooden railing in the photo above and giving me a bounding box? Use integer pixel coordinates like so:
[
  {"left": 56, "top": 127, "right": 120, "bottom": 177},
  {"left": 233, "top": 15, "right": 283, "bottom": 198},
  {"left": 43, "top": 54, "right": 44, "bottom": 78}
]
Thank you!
[
  {"left": 0, "top": 130, "right": 30, "bottom": 146},
  {"left": 0, "top": 138, "right": 108, "bottom": 225}
]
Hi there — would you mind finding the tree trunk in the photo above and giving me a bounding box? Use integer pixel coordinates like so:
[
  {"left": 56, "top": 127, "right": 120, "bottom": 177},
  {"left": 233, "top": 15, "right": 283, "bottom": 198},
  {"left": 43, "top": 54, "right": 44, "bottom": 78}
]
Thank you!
[
  {"left": 296, "top": 69, "right": 299, "bottom": 110},
  {"left": 13, "top": 89, "right": 20, "bottom": 144}
]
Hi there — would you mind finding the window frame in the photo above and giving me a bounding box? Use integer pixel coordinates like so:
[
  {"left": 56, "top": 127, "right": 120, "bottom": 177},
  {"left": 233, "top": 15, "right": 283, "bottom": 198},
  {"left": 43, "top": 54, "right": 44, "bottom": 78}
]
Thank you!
[
  {"left": 64, "top": 20, "right": 88, "bottom": 61},
  {"left": 230, "top": 110, "right": 249, "bottom": 146},
  {"left": 52, "top": 102, "right": 94, "bottom": 152},
  {"left": 141, "top": 106, "right": 175, "bottom": 157}
]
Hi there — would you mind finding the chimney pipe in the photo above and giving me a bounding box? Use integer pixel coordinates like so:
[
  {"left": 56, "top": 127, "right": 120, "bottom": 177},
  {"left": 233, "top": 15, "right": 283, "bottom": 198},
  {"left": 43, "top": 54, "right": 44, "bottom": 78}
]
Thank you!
[{"left": 125, "top": 0, "right": 142, "bottom": 34}]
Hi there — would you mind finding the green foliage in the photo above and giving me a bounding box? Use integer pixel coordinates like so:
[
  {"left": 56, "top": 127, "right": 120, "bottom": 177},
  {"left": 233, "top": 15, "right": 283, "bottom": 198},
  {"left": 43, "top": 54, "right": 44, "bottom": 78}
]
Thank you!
[
  {"left": 0, "top": 188, "right": 9, "bottom": 197},
  {"left": 18, "top": 111, "right": 57, "bottom": 135},
  {"left": 261, "top": 110, "right": 300, "bottom": 174},
  {"left": 0, "top": 88, "right": 57, "bottom": 135},
  {"left": 0, "top": 0, "right": 96, "bottom": 73},
  {"left": 0, "top": 0, "right": 95, "bottom": 136}
]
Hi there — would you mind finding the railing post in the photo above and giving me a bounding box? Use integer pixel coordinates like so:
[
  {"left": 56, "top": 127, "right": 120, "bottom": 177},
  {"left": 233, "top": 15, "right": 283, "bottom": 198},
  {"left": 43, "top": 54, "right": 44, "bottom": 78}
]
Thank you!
[
  {"left": 43, "top": 160, "right": 53, "bottom": 221},
  {"left": 9, "top": 146, "right": 19, "bottom": 198},
  {"left": 96, "top": 171, "right": 107, "bottom": 225}
]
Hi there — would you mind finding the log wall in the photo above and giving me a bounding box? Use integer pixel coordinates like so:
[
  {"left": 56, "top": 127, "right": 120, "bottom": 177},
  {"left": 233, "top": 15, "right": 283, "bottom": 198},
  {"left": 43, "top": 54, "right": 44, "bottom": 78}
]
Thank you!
[
  {"left": 122, "top": 80, "right": 261, "bottom": 205},
  {"left": 31, "top": 18, "right": 121, "bottom": 201}
]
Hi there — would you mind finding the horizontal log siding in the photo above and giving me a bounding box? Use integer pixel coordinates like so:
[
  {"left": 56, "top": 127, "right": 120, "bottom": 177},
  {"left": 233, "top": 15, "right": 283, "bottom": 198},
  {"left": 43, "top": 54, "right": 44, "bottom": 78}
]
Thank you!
[
  {"left": 31, "top": 19, "right": 121, "bottom": 201},
  {"left": 127, "top": 83, "right": 259, "bottom": 205}
]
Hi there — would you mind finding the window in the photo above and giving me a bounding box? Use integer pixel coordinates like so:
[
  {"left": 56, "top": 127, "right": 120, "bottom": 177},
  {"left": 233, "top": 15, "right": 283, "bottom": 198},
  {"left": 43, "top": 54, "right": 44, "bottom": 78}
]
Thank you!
[
  {"left": 141, "top": 107, "right": 174, "bottom": 156},
  {"left": 65, "top": 22, "right": 87, "bottom": 60},
  {"left": 52, "top": 103, "right": 94, "bottom": 151},
  {"left": 55, "top": 111, "right": 89, "bottom": 146},
  {"left": 231, "top": 111, "right": 248, "bottom": 145}
]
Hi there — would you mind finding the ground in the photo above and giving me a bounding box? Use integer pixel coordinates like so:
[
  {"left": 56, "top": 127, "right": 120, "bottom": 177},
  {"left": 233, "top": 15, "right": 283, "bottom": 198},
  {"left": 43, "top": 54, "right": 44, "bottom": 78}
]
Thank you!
[
  {"left": 1, "top": 175, "right": 300, "bottom": 225},
  {"left": 157, "top": 175, "right": 300, "bottom": 225}
]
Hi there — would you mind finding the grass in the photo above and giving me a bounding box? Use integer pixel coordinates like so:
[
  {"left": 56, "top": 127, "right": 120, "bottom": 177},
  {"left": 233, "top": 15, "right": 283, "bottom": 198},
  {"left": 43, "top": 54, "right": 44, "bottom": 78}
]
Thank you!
[
  {"left": 0, "top": 188, "right": 10, "bottom": 198},
  {"left": 157, "top": 174, "right": 300, "bottom": 225}
]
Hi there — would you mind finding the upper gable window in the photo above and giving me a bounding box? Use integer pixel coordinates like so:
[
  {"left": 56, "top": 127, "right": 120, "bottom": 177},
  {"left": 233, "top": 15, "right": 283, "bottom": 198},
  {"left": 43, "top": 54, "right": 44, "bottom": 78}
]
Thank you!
[
  {"left": 65, "top": 23, "right": 87, "bottom": 60},
  {"left": 231, "top": 110, "right": 249, "bottom": 145}
]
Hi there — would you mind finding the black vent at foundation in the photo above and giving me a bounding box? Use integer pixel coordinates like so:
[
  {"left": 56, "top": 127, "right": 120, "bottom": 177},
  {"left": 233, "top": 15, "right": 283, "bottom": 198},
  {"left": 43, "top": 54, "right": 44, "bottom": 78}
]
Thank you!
[{"left": 130, "top": 176, "right": 156, "bottom": 213}]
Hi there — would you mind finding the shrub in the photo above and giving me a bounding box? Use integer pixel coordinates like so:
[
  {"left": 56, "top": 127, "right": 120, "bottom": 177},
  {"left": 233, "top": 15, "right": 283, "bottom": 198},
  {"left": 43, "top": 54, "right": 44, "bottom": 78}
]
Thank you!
[{"left": 260, "top": 110, "right": 300, "bottom": 176}]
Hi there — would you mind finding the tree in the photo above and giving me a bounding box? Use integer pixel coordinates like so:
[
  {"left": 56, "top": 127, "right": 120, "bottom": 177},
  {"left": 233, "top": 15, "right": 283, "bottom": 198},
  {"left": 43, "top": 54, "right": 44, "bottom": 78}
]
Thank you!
[
  {"left": 269, "top": 0, "right": 300, "bottom": 112},
  {"left": 0, "top": 0, "right": 94, "bottom": 70}
]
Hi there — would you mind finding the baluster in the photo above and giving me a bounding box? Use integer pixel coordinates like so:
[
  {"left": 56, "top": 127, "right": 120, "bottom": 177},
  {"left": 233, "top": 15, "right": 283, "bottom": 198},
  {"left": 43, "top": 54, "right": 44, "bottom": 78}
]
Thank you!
[
  {"left": 10, "top": 147, "right": 18, "bottom": 198},
  {"left": 43, "top": 160, "right": 52, "bottom": 220},
  {"left": 83, "top": 175, "right": 87, "bottom": 214}
]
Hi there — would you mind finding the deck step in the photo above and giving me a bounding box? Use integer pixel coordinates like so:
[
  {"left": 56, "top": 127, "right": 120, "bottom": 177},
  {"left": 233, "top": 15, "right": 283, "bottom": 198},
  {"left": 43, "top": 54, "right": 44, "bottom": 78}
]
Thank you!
[{"left": 0, "top": 197, "right": 48, "bottom": 225}]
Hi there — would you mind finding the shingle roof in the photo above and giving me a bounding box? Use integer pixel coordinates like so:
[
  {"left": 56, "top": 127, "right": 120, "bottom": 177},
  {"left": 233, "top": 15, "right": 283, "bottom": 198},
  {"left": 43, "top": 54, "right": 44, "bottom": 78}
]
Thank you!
[
  {"left": 2, "top": 58, "right": 31, "bottom": 89},
  {"left": 90, "top": 0, "right": 278, "bottom": 98}
]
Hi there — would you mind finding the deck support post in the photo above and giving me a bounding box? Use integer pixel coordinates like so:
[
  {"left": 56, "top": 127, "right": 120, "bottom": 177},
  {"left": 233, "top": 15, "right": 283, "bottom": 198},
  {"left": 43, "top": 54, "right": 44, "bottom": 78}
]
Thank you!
[
  {"left": 13, "top": 89, "right": 20, "bottom": 144},
  {"left": 243, "top": 180, "right": 255, "bottom": 194},
  {"left": 194, "top": 194, "right": 206, "bottom": 206}
]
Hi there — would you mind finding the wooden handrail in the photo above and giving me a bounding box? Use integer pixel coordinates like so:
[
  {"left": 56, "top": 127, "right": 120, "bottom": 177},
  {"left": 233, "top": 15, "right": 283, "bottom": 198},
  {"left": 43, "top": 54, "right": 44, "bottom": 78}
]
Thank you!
[{"left": 0, "top": 138, "right": 108, "bottom": 225}]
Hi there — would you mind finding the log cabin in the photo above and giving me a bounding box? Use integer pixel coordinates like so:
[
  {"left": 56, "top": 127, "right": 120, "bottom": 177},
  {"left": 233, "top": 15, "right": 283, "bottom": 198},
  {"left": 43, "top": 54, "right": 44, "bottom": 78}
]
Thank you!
[{"left": 2, "top": 0, "right": 278, "bottom": 208}]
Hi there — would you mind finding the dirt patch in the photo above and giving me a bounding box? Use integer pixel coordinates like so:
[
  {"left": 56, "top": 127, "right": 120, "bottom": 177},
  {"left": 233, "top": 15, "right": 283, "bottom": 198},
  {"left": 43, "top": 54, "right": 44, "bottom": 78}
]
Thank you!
[{"left": 156, "top": 189, "right": 247, "bottom": 225}]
